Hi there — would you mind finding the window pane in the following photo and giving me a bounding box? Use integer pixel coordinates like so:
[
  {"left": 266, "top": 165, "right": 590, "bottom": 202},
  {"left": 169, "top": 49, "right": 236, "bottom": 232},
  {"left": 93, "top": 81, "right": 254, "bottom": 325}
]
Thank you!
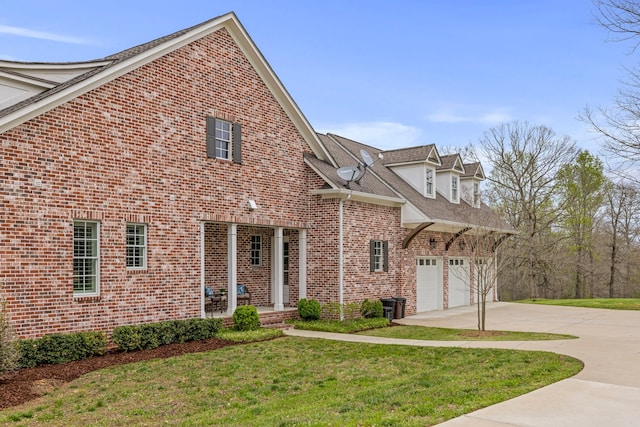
[
  {"left": 73, "top": 222, "right": 99, "bottom": 295},
  {"left": 126, "top": 223, "right": 146, "bottom": 269}
]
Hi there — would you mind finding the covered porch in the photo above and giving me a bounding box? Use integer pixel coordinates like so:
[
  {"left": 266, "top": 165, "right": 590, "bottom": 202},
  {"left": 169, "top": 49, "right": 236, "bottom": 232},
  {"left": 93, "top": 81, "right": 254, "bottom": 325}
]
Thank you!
[{"left": 200, "top": 221, "right": 307, "bottom": 317}]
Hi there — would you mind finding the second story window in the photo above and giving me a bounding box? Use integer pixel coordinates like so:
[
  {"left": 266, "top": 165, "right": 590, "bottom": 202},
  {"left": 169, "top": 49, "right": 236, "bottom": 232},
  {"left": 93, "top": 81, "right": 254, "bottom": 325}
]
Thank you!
[
  {"left": 215, "top": 120, "right": 232, "bottom": 160},
  {"left": 425, "top": 168, "right": 434, "bottom": 197},
  {"left": 206, "top": 116, "right": 242, "bottom": 163},
  {"left": 451, "top": 176, "right": 459, "bottom": 203}
]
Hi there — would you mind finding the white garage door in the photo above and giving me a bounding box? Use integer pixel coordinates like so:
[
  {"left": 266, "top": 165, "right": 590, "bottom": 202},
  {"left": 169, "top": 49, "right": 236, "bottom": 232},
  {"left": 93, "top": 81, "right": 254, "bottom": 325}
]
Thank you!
[
  {"left": 448, "top": 257, "right": 470, "bottom": 308},
  {"left": 416, "top": 257, "right": 442, "bottom": 312}
]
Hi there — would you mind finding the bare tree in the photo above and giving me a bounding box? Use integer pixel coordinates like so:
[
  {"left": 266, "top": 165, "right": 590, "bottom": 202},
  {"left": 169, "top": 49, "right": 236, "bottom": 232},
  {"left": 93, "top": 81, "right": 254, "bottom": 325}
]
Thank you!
[
  {"left": 584, "top": 0, "right": 640, "bottom": 182},
  {"left": 480, "top": 121, "right": 576, "bottom": 299}
]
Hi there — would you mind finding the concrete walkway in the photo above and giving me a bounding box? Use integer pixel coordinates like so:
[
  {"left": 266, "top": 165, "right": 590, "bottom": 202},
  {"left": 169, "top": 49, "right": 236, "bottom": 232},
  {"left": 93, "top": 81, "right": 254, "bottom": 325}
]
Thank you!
[{"left": 284, "top": 302, "right": 640, "bottom": 427}]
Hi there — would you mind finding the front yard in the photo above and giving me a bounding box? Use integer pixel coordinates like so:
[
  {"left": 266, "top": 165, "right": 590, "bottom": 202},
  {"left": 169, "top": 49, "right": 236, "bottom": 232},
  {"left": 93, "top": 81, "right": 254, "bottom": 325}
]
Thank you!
[{"left": 1, "top": 335, "right": 582, "bottom": 426}]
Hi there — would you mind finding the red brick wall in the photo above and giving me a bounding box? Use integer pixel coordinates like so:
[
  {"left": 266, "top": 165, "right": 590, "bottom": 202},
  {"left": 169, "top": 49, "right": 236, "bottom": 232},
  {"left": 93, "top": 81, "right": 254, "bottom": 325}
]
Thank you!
[{"left": 0, "top": 28, "right": 314, "bottom": 338}]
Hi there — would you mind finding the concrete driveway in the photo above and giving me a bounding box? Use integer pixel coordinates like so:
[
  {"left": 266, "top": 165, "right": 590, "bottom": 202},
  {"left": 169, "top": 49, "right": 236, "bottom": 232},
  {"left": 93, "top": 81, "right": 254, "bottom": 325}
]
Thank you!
[
  {"left": 399, "top": 302, "right": 640, "bottom": 427},
  {"left": 285, "top": 302, "right": 640, "bottom": 426}
]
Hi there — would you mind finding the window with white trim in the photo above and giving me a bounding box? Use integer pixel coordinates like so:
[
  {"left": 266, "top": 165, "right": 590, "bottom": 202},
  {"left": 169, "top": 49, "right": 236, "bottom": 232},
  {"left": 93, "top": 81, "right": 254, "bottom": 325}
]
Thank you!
[
  {"left": 425, "top": 167, "right": 434, "bottom": 197},
  {"left": 215, "top": 119, "right": 232, "bottom": 160},
  {"left": 126, "top": 223, "right": 147, "bottom": 269},
  {"left": 250, "top": 235, "right": 262, "bottom": 266},
  {"left": 73, "top": 221, "right": 99, "bottom": 295},
  {"left": 369, "top": 240, "right": 389, "bottom": 272},
  {"left": 451, "top": 176, "right": 459, "bottom": 203}
]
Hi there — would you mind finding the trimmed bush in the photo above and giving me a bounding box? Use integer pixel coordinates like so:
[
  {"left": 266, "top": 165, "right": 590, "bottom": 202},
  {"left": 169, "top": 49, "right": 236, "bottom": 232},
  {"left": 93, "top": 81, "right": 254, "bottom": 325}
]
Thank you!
[
  {"left": 16, "top": 331, "right": 107, "bottom": 368},
  {"left": 298, "top": 298, "right": 321, "bottom": 320},
  {"left": 233, "top": 305, "right": 260, "bottom": 331},
  {"left": 112, "top": 317, "right": 223, "bottom": 352},
  {"left": 0, "top": 297, "right": 17, "bottom": 377},
  {"left": 361, "top": 299, "right": 384, "bottom": 318}
]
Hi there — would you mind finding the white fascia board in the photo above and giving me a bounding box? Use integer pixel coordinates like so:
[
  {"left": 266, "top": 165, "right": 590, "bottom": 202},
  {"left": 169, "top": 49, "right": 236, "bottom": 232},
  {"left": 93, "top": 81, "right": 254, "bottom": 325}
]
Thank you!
[
  {"left": 0, "top": 71, "right": 56, "bottom": 89},
  {"left": 310, "top": 188, "right": 405, "bottom": 207},
  {"left": 0, "top": 12, "right": 334, "bottom": 168}
]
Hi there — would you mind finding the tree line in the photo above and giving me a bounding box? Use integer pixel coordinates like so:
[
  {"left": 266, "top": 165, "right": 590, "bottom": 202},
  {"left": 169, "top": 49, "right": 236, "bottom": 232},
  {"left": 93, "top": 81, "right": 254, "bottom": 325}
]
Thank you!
[{"left": 483, "top": 1, "right": 640, "bottom": 300}]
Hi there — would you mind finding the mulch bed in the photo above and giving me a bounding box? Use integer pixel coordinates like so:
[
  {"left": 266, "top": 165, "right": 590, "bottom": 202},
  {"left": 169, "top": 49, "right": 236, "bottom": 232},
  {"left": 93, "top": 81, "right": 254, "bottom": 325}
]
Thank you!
[{"left": 0, "top": 338, "right": 237, "bottom": 410}]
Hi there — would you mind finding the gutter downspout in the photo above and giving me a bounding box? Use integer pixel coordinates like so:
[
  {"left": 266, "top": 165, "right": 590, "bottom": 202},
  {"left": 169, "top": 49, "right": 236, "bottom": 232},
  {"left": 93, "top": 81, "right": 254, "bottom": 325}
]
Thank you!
[{"left": 338, "top": 198, "right": 344, "bottom": 321}]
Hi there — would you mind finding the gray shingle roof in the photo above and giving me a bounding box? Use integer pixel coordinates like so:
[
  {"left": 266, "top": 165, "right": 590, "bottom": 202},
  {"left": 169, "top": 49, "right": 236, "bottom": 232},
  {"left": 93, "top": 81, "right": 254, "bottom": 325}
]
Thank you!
[{"left": 312, "top": 133, "right": 513, "bottom": 232}]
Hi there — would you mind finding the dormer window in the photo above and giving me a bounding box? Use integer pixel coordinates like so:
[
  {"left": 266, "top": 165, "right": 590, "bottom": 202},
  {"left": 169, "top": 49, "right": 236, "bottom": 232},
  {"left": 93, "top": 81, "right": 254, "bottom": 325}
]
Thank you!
[
  {"left": 473, "top": 182, "right": 480, "bottom": 207},
  {"left": 451, "top": 176, "right": 459, "bottom": 203},
  {"left": 425, "top": 167, "right": 435, "bottom": 198}
]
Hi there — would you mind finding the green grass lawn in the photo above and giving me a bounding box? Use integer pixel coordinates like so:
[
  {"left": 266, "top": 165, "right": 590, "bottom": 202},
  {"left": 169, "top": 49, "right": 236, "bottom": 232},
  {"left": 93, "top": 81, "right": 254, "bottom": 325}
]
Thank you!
[
  {"left": 518, "top": 298, "right": 640, "bottom": 310},
  {"left": 357, "top": 325, "right": 577, "bottom": 341},
  {"left": 1, "top": 336, "right": 582, "bottom": 427}
]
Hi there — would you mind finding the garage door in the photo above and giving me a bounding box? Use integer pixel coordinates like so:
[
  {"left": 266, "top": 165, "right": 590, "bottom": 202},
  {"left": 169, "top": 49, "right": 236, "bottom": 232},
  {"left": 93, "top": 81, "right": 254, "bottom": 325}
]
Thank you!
[
  {"left": 448, "top": 257, "right": 470, "bottom": 308},
  {"left": 416, "top": 257, "right": 442, "bottom": 312}
]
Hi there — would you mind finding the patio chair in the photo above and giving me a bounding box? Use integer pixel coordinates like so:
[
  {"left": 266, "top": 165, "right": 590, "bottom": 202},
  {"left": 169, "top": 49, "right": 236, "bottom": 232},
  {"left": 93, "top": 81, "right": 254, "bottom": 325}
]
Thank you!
[{"left": 237, "top": 284, "right": 251, "bottom": 305}]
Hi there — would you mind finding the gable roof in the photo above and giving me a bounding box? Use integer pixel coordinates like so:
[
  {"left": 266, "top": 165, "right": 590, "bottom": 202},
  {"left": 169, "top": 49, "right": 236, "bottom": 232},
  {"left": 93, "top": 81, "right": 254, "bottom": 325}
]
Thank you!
[
  {"left": 0, "top": 12, "right": 333, "bottom": 165},
  {"left": 462, "top": 162, "right": 486, "bottom": 180},
  {"left": 381, "top": 144, "right": 441, "bottom": 166},
  {"left": 438, "top": 154, "right": 466, "bottom": 173},
  {"left": 307, "top": 133, "right": 514, "bottom": 234}
]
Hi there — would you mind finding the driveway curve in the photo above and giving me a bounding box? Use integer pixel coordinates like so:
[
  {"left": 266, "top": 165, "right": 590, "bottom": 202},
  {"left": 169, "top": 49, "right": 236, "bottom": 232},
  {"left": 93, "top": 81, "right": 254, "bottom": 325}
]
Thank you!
[{"left": 284, "top": 302, "right": 640, "bottom": 427}]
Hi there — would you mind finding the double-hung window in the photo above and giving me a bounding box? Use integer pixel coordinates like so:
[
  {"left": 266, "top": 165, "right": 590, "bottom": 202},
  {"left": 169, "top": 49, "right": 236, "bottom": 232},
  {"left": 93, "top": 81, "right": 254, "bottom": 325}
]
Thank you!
[
  {"left": 425, "top": 168, "right": 434, "bottom": 197},
  {"left": 369, "top": 240, "right": 389, "bottom": 272},
  {"left": 205, "top": 116, "right": 242, "bottom": 163},
  {"left": 73, "top": 221, "right": 99, "bottom": 295},
  {"left": 215, "top": 120, "right": 232, "bottom": 160},
  {"left": 451, "top": 176, "right": 459, "bottom": 203},
  {"left": 126, "top": 223, "right": 147, "bottom": 269},
  {"left": 250, "top": 235, "right": 262, "bottom": 266}
]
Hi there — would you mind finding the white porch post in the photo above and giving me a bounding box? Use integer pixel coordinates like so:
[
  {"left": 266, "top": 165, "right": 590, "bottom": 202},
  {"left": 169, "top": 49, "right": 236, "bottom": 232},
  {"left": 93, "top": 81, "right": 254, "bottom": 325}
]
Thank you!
[
  {"left": 227, "top": 223, "right": 238, "bottom": 315},
  {"left": 273, "top": 226, "right": 284, "bottom": 311},
  {"left": 200, "top": 221, "right": 206, "bottom": 317},
  {"left": 298, "top": 228, "right": 307, "bottom": 300}
]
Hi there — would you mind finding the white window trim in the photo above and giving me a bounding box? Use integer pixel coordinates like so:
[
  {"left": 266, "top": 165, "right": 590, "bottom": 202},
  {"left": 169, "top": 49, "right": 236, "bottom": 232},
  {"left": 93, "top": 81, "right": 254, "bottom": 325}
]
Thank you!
[
  {"left": 126, "top": 223, "right": 147, "bottom": 270},
  {"left": 73, "top": 220, "right": 100, "bottom": 296},
  {"left": 373, "top": 240, "right": 383, "bottom": 272},
  {"left": 250, "top": 235, "right": 262, "bottom": 266},
  {"left": 425, "top": 166, "right": 435, "bottom": 198},
  {"left": 451, "top": 176, "right": 459, "bottom": 203},
  {"left": 215, "top": 119, "right": 232, "bottom": 160}
]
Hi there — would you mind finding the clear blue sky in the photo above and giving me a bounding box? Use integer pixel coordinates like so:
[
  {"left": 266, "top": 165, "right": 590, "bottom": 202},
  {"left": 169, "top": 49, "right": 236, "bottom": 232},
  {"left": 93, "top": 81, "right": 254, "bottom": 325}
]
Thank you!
[{"left": 0, "top": 1, "right": 631, "bottom": 153}]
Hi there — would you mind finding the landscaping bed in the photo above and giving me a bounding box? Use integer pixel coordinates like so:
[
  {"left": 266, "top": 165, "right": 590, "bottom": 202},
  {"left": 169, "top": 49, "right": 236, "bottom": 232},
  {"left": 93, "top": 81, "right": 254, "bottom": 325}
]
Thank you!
[{"left": 0, "top": 337, "right": 236, "bottom": 410}]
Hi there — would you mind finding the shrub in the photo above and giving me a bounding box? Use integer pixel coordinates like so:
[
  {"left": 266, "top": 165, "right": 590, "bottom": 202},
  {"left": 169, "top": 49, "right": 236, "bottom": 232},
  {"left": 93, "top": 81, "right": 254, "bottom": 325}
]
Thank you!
[
  {"left": 233, "top": 305, "right": 260, "bottom": 331},
  {"left": 361, "top": 299, "right": 384, "bottom": 318},
  {"left": 112, "top": 318, "right": 223, "bottom": 352},
  {"left": 298, "top": 298, "right": 321, "bottom": 320},
  {"left": 0, "top": 296, "right": 17, "bottom": 377},
  {"left": 16, "top": 331, "right": 106, "bottom": 368}
]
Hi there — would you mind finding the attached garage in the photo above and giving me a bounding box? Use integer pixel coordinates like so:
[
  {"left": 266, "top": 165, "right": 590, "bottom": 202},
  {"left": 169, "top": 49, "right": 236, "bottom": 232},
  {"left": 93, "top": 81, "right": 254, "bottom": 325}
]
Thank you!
[
  {"left": 416, "top": 257, "right": 443, "bottom": 312},
  {"left": 448, "top": 257, "right": 470, "bottom": 308}
]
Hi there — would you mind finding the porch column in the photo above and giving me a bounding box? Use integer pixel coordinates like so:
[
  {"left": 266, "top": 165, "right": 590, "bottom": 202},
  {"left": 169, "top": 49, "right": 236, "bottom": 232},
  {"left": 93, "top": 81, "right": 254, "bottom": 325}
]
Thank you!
[
  {"left": 227, "top": 223, "right": 238, "bottom": 315},
  {"left": 273, "top": 226, "right": 284, "bottom": 311},
  {"left": 298, "top": 228, "right": 307, "bottom": 300}
]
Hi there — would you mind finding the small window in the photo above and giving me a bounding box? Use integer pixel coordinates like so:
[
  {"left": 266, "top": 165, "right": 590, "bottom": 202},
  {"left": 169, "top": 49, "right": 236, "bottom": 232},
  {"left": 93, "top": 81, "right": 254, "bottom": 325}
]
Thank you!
[
  {"left": 425, "top": 168, "right": 434, "bottom": 197},
  {"left": 73, "top": 221, "right": 99, "bottom": 295},
  {"left": 126, "top": 223, "right": 147, "bottom": 269},
  {"left": 206, "top": 116, "right": 242, "bottom": 163},
  {"left": 250, "top": 235, "right": 262, "bottom": 266},
  {"left": 215, "top": 120, "right": 232, "bottom": 160},
  {"left": 451, "top": 176, "right": 459, "bottom": 202},
  {"left": 473, "top": 182, "right": 480, "bottom": 207},
  {"left": 370, "top": 240, "right": 389, "bottom": 272}
]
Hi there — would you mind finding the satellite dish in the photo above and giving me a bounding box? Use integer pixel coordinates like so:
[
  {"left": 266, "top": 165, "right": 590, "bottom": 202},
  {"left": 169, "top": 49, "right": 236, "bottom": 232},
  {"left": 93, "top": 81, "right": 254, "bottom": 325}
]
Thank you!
[
  {"left": 337, "top": 166, "right": 361, "bottom": 187},
  {"left": 360, "top": 149, "right": 375, "bottom": 167}
]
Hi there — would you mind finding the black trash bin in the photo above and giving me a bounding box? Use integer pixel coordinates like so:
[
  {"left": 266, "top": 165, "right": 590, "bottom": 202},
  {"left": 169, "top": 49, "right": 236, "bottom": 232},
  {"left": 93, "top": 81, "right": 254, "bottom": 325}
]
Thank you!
[
  {"left": 380, "top": 298, "right": 396, "bottom": 321},
  {"left": 393, "top": 296, "right": 406, "bottom": 318}
]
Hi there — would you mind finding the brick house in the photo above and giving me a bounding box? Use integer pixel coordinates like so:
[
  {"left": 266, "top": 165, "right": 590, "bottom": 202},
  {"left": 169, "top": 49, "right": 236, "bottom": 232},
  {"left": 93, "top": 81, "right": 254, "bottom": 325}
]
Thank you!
[{"left": 0, "top": 13, "right": 513, "bottom": 339}]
